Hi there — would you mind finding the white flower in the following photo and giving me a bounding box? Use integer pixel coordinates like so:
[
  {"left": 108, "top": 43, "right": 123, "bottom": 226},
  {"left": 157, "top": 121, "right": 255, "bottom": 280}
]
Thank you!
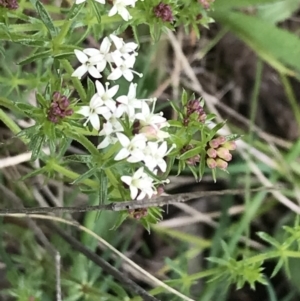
[
  {"left": 108, "top": 53, "right": 142, "bottom": 82},
  {"left": 95, "top": 81, "right": 119, "bottom": 111},
  {"left": 76, "top": 0, "right": 105, "bottom": 5},
  {"left": 77, "top": 95, "right": 110, "bottom": 130},
  {"left": 135, "top": 101, "right": 168, "bottom": 127},
  {"left": 117, "top": 83, "right": 143, "bottom": 120},
  {"left": 83, "top": 38, "right": 112, "bottom": 72},
  {"left": 97, "top": 121, "right": 121, "bottom": 149},
  {"left": 101, "top": 105, "right": 124, "bottom": 132},
  {"left": 114, "top": 133, "right": 146, "bottom": 163},
  {"left": 143, "top": 141, "right": 175, "bottom": 172},
  {"left": 110, "top": 34, "right": 138, "bottom": 59},
  {"left": 108, "top": 0, "right": 137, "bottom": 21},
  {"left": 72, "top": 49, "right": 103, "bottom": 79},
  {"left": 121, "top": 167, "right": 156, "bottom": 200}
]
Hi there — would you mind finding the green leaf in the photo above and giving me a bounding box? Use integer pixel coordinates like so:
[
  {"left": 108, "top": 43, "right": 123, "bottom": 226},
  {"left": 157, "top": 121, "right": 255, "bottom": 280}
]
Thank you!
[
  {"left": 67, "top": 3, "right": 85, "bottom": 20},
  {"left": 211, "top": 10, "right": 300, "bottom": 75},
  {"left": 17, "top": 166, "right": 47, "bottom": 181},
  {"left": 86, "top": 77, "right": 95, "bottom": 102},
  {"left": 29, "top": 0, "right": 58, "bottom": 37},
  {"left": 256, "top": 232, "right": 281, "bottom": 248},
  {"left": 90, "top": 0, "right": 102, "bottom": 24},
  {"left": 29, "top": 135, "right": 45, "bottom": 161},
  {"left": 64, "top": 155, "right": 92, "bottom": 163},
  {"left": 71, "top": 167, "right": 97, "bottom": 185},
  {"left": 110, "top": 211, "right": 129, "bottom": 230},
  {"left": 96, "top": 169, "right": 108, "bottom": 205},
  {"left": 36, "top": 92, "right": 48, "bottom": 108},
  {"left": 18, "top": 50, "right": 52, "bottom": 65},
  {"left": 179, "top": 145, "right": 202, "bottom": 161},
  {"left": 256, "top": 0, "right": 300, "bottom": 24}
]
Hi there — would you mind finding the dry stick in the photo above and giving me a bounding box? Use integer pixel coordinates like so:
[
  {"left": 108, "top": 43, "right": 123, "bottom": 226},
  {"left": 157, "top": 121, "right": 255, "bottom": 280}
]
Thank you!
[
  {"left": 47, "top": 221, "right": 160, "bottom": 301},
  {"left": 0, "top": 187, "right": 276, "bottom": 215}
]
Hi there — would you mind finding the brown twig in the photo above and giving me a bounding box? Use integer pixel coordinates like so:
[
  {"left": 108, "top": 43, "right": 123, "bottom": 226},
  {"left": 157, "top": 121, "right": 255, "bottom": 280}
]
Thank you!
[{"left": 0, "top": 187, "right": 276, "bottom": 215}]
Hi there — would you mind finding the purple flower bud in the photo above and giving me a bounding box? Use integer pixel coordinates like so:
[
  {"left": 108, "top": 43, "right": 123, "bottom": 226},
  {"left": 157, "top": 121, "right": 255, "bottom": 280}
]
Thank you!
[
  {"left": 52, "top": 91, "right": 61, "bottom": 103},
  {"left": 186, "top": 99, "right": 206, "bottom": 123},
  {"left": 216, "top": 158, "right": 228, "bottom": 169},
  {"left": 207, "top": 158, "right": 217, "bottom": 169},
  {"left": 128, "top": 208, "right": 148, "bottom": 220},
  {"left": 64, "top": 109, "right": 74, "bottom": 116},
  {"left": 59, "top": 96, "right": 70, "bottom": 110},
  {"left": 0, "top": 0, "right": 18, "bottom": 9},
  {"left": 207, "top": 148, "right": 217, "bottom": 158},
  {"left": 153, "top": 2, "right": 174, "bottom": 22}
]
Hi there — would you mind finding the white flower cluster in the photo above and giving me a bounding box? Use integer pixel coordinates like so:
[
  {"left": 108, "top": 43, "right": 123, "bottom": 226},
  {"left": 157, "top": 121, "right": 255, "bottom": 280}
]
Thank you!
[
  {"left": 75, "top": 0, "right": 138, "bottom": 22},
  {"left": 74, "top": 35, "right": 174, "bottom": 201}
]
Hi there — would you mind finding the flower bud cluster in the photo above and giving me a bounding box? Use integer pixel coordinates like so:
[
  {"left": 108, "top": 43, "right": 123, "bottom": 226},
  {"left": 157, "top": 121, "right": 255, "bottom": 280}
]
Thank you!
[
  {"left": 181, "top": 144, "right": 200, "bottom": 166},
  {"left": 47, "top": 92, "right": 73, "bottom": 124},
  {"left": 128, "top": 208, "right": 148, "bottom": 219},
  {"left": 0, "top": 0, "right": 18, "bottom": 9},
  {"left": 206, "top": 136, "right": 236, "bottom": 170},
  {"left": 183, "top": 99, "right": 207, "bottom": 126},
  {"left": 153, "top": 2, "right": 174, "bottom": 22}
]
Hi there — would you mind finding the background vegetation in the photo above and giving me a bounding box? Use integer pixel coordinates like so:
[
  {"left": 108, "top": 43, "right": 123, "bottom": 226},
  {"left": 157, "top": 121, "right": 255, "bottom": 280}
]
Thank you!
[{"left": 1, "top": 0, "right": 300, "bottom": 300}]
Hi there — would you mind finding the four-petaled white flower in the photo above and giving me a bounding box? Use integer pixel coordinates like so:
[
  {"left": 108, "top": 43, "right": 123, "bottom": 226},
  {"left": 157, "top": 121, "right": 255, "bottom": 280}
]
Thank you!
[
  {"left": 95, "top": 81, "right": 119, "bottom": 111},
  {"left": 121, "top": 167, "right": 156, "bottom": 200},
  {"left": 108, "top": 0, "right": 137, "bottom": 21},
  {"left": 135, "top": 101, "right": 167, "bottom": 128},
  {"left": 97, "top": 121, "right": 121, "bottom": 149},
  {"left": 77, "top": 95, "right": 110, "bottom": 131},
  {"left": 72, "top": 49, "right": 103, "bottom": 79},
  {"left": 114, "top": 133, "right": 146, "bottom": 163},
  {"left": 108, "top": 53, "right": 142, "bottom": 82},
  {"left": 117, "top": 83, "right": 142, "bottom": 120},
  {"left": 110, "top": 34, "right": 138, "bottom": 60},
  {"left": 143, "top": 141, "right": 175, "bottom": 172}
]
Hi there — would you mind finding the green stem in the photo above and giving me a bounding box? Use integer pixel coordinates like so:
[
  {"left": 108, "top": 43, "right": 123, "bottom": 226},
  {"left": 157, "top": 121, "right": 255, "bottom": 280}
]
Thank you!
[
  {"left": 0, "top": 109, "right": 23, "bottom": 137},
  {"left": 60, "top": 59, "right": 87, "bottom": 102},
  {"left": 51, "top": 163, "right": 98, "bottom": 188},
  {"left": 0, "top": 97, "right": 25, "bottom": 115},
  {"left": 64, "top": 129, "right": 100, "bottom": 157}
]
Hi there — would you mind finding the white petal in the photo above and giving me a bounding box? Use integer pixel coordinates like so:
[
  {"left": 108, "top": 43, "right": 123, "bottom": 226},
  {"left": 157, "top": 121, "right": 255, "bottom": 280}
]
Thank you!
[
  {"left": 95, "top": 80, "right": 105, "bottom": 96},
  {"left": 130, "top": 186, "right": 138, "bottom": 200},
  {"left": 121, "top": 175, "right": 132, "bottom": 186},
  {"left": 89, "top": 113, "right": 100, "bottom": 130},
  {"left": 107, "top": 85, "right": 119, "bottom": 98},
  {"left": 110, "top": 34, "right": 124, "bottom": 50},
  {"left": 100, "top": 37, "right": 111, "bottom": 54},
  {"left": 74, "top": 49, "right": 88, "bottom": 63},
  {"left": 134, "top": 167, "right": 144, "bottom": 179},
  {"left": 97, "top": 137, "right": 110, "bottom": 149},
  {"left": 95, "top": 106, "right": 110, "bottom": 115},
  {"left": 83, "top": 48, "right": 101, "bottom": 57},
  {"left": 95, "top": 0, "right": 105, "bottom": 3},
  {"left": 75, "top": 0, "right": 86, "bottom": 4},
  {"left": 128, "top": 83, "right": 137, "bottom": 99},
  {"left": 137, "top": 191, "right": 146, "bottom": 201},
  {"left": 115, "top": 148, "right": 130, "bottom": 161},
  {"left": 116, "top": 95, "right": 128, "bottom": 105},
  {"left": 88, "top": 66, "right": 102, "bottom": 78},
  {"left": 108, "top": 6, "right": 117, "bottom": 17},
  {"left": 108, "top": 68, "right": 122, "bottom": 80},
  {"left": 119, "top": 7, "right": 131, "bottom": 21},
  {"left": 124, "top": 42, "right": 138, "bottom": 52},
  {"left": 72, "top": 65, "right": 88, "bottom": 79},
  {"left": 104, "top": 100, "right": 117, "bottom": 112},
  {"left": 90, "top": 94, "right": 103, "bottom": 108},
  {"left": 158, "top": 160, "right": 167, "bottom": 172},
  {"left": 77, "top": 106, "right": 90, "bottom": 117},
  {"left": 97, "top": 60, "right": 107, "bottom": 72},
  {"left": 123, "top": 70, "right": 134, "bottom": 82},
  {"left": 116, "top": 132, "right": 130, "bottom": 147}
]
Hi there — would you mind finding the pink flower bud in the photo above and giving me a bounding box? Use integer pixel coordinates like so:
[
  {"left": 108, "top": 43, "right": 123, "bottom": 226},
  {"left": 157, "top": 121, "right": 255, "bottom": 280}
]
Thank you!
[
  {"left": 216, "top": 147, "right": 231, "bottom": 160},
  {"left": 216, "top": 158, "right": 228, "bottom": 169},
  {"left": 139, "top": 125, "right": 159, "bottom": 140},
  {"left": 207, "top": 158, "right": 217, "bottom": 169},
  {"left": 215, "top": 136, "right": 226, "bottom": 145},
  {"left": 223, "top": 141, "right": 237, "bottom": 151},
  {"left": 207, "top": 148, "right": 217, "bottom": 158},
  {"left": 209, "top": 139, "right": 219, "bottom": 149},
  {"left": 153, "top": 2, "right": 174, "bottom": 22}
]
